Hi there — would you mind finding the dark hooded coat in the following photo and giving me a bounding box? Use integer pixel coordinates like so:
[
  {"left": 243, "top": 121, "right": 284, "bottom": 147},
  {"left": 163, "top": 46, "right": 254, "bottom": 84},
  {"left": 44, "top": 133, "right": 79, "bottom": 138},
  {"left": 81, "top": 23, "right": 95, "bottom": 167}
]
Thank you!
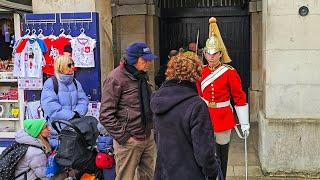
[{"left": 150, "top": 80, "right": 218, "bottom": 180}]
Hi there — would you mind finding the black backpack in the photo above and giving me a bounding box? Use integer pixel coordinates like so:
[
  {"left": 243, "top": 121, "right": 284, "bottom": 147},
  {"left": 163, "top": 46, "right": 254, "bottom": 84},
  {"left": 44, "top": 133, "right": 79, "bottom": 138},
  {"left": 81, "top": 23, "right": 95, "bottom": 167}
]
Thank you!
[
  {"left": 51, "top": 116, "right": 99, "bottom": 173},
  {"left": 51, "top": 76, "right": 78, "bottom": 94},
  {"left": 0, "top": 142, "right": 44, "bottom": 180}
]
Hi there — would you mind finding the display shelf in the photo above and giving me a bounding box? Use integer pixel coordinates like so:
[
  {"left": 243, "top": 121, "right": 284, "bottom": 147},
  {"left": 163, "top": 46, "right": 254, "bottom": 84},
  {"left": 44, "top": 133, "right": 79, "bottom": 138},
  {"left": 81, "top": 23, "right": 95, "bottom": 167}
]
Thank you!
[
  {"left": 0, "top": 117, "right": 20, "bottom": 121},
  {"left": 0, "top": 12, "right": 24, "bottom": 142},
  {"left": 0, "top": 132, "right": 15, "bottom": 138},
  {"left": 0, "top": 100, "right": 19, "bottom": 103},
  {"left": 0, "top": 79, "right": 18, "bottom": 83}
]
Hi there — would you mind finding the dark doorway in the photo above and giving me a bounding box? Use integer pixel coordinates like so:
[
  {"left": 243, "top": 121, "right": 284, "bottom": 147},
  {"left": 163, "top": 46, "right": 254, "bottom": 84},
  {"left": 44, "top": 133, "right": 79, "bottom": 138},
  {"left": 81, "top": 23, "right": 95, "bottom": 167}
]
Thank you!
[{"left": 158, "top": 0, "right": 250, "bottom": 94}]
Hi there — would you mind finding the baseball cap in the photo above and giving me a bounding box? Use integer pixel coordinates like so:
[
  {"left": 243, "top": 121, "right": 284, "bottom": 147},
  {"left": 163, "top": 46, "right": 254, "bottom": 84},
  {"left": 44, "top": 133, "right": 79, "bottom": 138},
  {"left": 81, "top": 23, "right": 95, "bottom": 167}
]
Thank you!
[{"left": 126, "top": 42, "right": 158, "bottom": 65}]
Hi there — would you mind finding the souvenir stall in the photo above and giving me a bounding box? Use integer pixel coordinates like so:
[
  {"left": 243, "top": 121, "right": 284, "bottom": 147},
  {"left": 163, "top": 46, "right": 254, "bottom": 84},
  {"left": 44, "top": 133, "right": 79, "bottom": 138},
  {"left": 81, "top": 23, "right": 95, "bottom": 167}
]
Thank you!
[
  {"left": 20, "top": 12, "right": 102, "bottom": 121},
  {"left": 0, "top": 12, "right": 102, "bottom": 152},
  {"left": 0, "top": 1, "right": 31, "bottom": 151},
  {"left": 0, "top": 14, "right": 20, "bottom": 140}
]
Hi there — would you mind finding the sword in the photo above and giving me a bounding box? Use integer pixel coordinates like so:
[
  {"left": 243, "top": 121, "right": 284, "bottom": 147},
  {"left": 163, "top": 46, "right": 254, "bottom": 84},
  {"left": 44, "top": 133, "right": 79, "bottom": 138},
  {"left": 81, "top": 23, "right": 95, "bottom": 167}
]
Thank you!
[
  {"left": 196, "top": 28, "right": 199, "bottom": 55},
  {"left": 244, "top": 131, "right": 248, "bottom": 180},
  {"left": 234, "top": 125, "right": 248, "bottom": 180}
]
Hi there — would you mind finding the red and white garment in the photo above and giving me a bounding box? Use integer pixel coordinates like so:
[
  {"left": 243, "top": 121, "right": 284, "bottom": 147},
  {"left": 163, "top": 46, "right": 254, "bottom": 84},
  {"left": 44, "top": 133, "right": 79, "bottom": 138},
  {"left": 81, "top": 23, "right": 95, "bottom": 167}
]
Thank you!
[
  {"left": 42, "top": 37, "right": 56, "bottom": 75},
  {"left": 70, "top": 33, "right": 96, "bottom": 68},
  {"left": 52, "top": 35, "right": 71, "bottom": 55},
  {"left": 12, "top": 38, "right": 27, "bottom": 77},
  {"left": 13, "top": 37, "right": 47, "bottom": 78},
  {"left": 20, "top": 40, "right": 45, "bottom": 78},
  {"left": 42, "top": 35, "right": 71, "bottom": 75}
]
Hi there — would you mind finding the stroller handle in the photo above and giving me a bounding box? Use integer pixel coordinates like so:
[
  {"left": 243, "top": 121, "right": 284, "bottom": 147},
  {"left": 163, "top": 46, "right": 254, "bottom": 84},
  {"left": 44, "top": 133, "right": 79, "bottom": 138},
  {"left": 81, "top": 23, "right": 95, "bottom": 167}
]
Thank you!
[{"left": 51, "top": 119, "right": 82, "bottom": 135}]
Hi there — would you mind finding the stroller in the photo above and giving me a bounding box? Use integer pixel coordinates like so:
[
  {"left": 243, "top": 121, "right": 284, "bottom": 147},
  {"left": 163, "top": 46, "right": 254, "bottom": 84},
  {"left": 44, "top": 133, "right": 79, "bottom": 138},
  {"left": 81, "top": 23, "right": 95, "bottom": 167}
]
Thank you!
[{"left": 51, "top": 116, "right": 103, "bottom": 179}]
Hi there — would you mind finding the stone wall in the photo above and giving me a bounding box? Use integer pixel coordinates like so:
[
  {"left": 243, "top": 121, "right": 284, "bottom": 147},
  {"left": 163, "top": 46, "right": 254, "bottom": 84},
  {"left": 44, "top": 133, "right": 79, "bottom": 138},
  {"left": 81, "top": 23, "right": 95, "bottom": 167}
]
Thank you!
[
  {"left": 32, "top": 0, "right": 95, "bottom": 12},
  {"left": 249, "top": 0, "right": 263, "bottom": 122},
  {"left": 259, "top": 0, "right": 320, "bottom": 175},
  {"left": 112, "top": 0, "right": 160, "bottom": 85}
]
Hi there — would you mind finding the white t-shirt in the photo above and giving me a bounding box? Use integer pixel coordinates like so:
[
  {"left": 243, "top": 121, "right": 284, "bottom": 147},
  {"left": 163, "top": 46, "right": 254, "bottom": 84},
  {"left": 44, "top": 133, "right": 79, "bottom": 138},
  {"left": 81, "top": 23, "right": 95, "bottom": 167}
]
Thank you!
[
  {"left": 12, "top": 52, "right": 21, "bottom": 77},
  {"left": 12, "top": 39, "right": 22, "bottom": 77},
  {"left": 71, "top": 34, "right": 96, "bottom": 68},
  {"left": 20, "top": 40, "right": 45, "bottom": 78}
]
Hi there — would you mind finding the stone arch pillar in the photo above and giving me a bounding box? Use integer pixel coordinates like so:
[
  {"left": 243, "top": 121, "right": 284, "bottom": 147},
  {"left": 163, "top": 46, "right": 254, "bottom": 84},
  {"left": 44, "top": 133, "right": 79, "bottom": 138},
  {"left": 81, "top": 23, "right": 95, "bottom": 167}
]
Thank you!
[{"left": 112, "top": 0, "right": 160, "bottom": 86}]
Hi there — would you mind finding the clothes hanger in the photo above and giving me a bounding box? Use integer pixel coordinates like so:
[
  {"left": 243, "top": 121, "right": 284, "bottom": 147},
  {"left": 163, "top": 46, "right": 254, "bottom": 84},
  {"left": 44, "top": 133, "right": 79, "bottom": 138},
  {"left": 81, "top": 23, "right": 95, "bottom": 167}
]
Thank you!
[
  {"left": 22, "top": 29, "right": 31, "bottom": 39},
  {"left": 78, "top": 28, "right": 87, "bottom": 39},
  {"left": 38, "top": 29, "right": 45, "bottom": 39},
  {"left": 59, "top": 28, "right": 66, "bottom": 37},
  {"left": 48, "top": 25, "right": 57, "bottom": 39},
  {"left": 30, "top": 29, "right": 37, "bottom": 40},
  {"left": 65, "top": 22, "right": 73, "bottom": 39}
]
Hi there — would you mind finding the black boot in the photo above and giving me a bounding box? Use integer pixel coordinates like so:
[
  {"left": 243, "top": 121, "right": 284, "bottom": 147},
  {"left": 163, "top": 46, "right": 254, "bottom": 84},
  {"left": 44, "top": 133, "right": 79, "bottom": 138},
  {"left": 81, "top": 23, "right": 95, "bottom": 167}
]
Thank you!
[{"left": 215, "top": 143, "right": 229, "bottom": 179}]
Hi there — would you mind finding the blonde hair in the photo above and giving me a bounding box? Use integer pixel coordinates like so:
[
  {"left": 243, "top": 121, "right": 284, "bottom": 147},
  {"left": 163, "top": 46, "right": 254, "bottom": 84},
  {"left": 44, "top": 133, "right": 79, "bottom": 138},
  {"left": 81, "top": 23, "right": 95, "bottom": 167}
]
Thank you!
[
  {"left": 38, "top": 135, "right": 52, "bottom": 154},
  {"left": 54, "top": 55, "right": 73, "bottom": 79},
  {"left": 165, "top": 54, "right": 203, "bottom": 83}
]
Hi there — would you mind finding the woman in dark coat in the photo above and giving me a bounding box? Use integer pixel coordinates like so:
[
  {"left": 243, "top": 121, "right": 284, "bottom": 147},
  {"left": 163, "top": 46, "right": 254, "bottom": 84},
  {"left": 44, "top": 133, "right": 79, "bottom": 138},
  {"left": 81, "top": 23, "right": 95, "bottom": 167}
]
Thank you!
[{"left": 150, "top": 53, "right": 219, "bottom": 180}]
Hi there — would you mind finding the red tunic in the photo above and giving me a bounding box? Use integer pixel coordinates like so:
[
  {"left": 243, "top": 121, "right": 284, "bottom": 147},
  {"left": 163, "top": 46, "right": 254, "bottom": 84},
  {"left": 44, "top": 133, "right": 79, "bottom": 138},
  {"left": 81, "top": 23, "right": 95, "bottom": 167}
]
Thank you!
[{"left": 196, "top": 64, "right": 247, "bottom": 132}]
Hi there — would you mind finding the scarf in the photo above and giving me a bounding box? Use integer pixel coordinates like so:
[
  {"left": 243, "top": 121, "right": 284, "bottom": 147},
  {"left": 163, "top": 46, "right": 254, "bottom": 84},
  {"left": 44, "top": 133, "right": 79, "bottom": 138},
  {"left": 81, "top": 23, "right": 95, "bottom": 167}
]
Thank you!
[
  {"left": 58, "top": 73, "right": 74, "bottom": 85},
  {"left": 125, "top": 63, "right": 153, "bottom": 125}
]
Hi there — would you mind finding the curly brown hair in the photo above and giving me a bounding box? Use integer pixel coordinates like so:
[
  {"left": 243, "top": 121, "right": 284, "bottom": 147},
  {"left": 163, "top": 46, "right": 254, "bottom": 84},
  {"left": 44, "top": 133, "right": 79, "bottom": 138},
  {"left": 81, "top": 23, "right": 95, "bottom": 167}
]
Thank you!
[{"left": 165, "top": 53, "right": 203, "bottom": 83}]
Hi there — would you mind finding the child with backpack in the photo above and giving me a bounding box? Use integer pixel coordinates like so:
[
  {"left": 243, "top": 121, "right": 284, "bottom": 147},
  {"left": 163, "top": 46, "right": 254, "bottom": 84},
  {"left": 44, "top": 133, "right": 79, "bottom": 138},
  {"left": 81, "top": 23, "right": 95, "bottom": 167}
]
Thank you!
[{"left": 0, "top": 119, "right": 51, "bottom": 180}]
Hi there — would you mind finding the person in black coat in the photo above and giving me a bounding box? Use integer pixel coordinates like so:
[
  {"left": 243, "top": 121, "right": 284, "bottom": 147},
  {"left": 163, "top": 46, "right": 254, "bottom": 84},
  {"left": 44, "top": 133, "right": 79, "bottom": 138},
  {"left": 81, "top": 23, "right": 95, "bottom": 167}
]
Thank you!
[
  {"left": 154, "top": 49, "right": 178, "bottom": 88},
  {"left": 150, "top": 53, "right": 219, "bottom": 180}
]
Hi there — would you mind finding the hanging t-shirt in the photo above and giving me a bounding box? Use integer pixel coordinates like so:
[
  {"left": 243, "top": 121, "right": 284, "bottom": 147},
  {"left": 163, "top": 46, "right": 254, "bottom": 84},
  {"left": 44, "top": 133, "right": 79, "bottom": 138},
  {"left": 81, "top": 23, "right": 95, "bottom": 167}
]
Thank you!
[
  {"left": 35, "top": 38, "right": 48, "bottom": 53},
  {"left": 20, "top": 39, "right": 47, "bottom": 78},
  {"left": 12, "top": 38, "right": 25, "bottom": 77},
  {"left": 42, "top": 36, "right": 71, "bottom": 75},
  {"left": 43, "top": 37, "right": 56, "bottom": 75},
  {"left": 52, "top": 36, "right": 71, "bottom": 55},
  {"left": 70, "top": 34, "right": 96, "bottom": 68},
  {"left": 15, "top": 38, "right": 28, "bottom": 53}
]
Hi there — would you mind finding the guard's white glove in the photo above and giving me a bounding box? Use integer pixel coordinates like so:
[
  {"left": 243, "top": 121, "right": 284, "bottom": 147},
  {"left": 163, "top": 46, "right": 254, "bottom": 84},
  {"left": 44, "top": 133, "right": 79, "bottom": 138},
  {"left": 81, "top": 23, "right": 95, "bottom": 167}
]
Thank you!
[
  {"left": 241, "top": 125, "right": 250, "bottom": 137},
  {"left": 234, "top": 104, "right": 250, "bottom": 137}
]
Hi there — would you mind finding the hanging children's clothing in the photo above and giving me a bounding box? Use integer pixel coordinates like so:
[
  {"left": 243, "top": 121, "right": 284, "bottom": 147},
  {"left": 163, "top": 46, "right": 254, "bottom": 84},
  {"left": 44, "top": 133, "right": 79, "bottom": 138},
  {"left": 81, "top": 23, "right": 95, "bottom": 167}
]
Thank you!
[
  {"left": 42, "top": 37, "right": 57, "bottom": 75},
  {"left": 20, "top": 39, "right": 47, "bottom": 78},
  {"left": 12, "top": 28, "right": 98, "bottom": 77},
  {"left": 52, "top": 35, "right": 71, "bottom": 55},
  {"left": 12, "top": 37, "right": 47, "bottom": 78},
  {"left": 71, "top": 33, "right": 96, "bottom": 68},
  {"left": 12, "top": 38, "right": 26, "bottom": 77},
  {"left": 42, "top": 35, "right": 71, "bottom": 75}
]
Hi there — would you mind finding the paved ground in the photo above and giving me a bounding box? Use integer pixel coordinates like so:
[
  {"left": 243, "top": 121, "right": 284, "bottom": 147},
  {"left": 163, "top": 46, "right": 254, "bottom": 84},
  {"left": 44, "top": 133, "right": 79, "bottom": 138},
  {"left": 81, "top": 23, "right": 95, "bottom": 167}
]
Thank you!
[{"left": 227, "top": 122, "right": 319, "bottom": 180}]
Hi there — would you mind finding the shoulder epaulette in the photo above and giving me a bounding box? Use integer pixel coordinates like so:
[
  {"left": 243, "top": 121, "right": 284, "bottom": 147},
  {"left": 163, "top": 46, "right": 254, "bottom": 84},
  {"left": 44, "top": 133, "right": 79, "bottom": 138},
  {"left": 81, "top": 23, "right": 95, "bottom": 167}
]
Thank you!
[{"left": 223, "top": 64, "right": 234, "bottom": 70}]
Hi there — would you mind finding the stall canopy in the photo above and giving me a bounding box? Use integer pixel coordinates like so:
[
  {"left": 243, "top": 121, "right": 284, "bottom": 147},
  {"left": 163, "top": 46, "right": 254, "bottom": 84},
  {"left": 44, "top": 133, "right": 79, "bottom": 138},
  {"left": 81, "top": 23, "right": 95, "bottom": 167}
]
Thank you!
[{"left": 0, "top": 0, "right": 32, "bottom": 12}]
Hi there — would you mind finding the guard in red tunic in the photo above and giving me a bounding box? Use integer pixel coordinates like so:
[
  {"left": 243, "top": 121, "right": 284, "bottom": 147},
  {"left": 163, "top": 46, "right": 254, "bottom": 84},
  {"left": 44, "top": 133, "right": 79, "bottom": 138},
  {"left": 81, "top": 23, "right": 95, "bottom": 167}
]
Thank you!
[{"left": 196, "top": 17, "right": 250, "bottom": 179}]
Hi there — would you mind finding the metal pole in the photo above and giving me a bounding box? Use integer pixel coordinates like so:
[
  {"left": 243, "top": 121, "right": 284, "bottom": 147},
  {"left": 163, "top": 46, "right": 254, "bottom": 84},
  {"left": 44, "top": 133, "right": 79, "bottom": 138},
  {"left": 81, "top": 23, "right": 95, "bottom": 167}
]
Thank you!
[{"left": 196, "top": 29, "right": 199, "bottom": 54}]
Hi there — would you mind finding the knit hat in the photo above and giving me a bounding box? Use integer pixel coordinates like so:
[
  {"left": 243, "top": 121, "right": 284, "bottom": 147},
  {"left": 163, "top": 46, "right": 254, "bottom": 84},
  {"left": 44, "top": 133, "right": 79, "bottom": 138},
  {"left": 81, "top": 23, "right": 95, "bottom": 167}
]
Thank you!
[
  {"left": 23, "top": 119, "right": 47, "bottom": 138},
  {"left": 125, "top": 42, "right": 158, "bottom": 65}
]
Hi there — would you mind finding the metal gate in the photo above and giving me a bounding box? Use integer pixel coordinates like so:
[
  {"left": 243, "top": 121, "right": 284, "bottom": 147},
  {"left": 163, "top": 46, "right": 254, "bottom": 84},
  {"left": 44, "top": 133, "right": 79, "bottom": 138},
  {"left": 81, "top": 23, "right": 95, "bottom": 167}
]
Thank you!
[{"left": 159, "top": 0, "right": 250, "bottom": 94}]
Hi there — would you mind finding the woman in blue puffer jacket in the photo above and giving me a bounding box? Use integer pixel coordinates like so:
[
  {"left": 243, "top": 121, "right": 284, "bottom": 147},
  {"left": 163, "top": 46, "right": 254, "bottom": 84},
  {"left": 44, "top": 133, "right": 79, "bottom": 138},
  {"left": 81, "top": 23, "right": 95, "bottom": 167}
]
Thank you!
[{"left": 41, "top": 55, "right": 88, "bottom": 148}]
